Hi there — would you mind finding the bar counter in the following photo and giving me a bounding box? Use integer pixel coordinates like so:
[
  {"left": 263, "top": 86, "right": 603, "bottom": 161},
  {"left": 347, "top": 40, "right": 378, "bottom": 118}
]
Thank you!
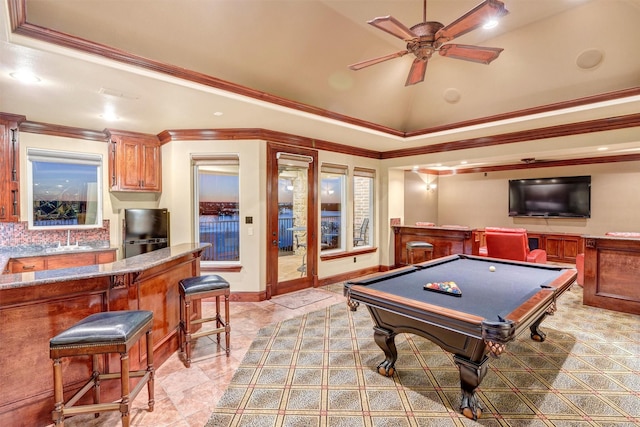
[{"left": 0, "top": 243, "right": 210, "bottom": 427}]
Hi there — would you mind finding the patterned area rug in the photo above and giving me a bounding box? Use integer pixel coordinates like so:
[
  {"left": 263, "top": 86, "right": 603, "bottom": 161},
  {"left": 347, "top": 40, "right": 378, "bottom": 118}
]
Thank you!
[{"left": 207, "top": 286, "right": 639, "bottom": 426}]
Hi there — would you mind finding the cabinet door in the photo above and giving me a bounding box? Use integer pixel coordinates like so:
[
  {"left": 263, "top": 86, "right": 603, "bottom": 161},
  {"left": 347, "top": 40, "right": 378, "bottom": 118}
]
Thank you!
[
  {"left": 120, "top": 138, "right": 145, "bottom": 190},
  {"left": 140, "top": 142, "right": 161, "bottom": 191},
  {"left": 0, "top": 121, "right": 20, "bottom": 222},
  {"left": 544, "top": 236, "right": 563, "bottom": 261}
]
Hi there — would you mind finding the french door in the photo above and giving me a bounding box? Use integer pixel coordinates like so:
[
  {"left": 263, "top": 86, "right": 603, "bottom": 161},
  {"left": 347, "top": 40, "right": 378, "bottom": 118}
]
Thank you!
[{"left": 266, "top": 142, "right": 318, "bottom": 297}]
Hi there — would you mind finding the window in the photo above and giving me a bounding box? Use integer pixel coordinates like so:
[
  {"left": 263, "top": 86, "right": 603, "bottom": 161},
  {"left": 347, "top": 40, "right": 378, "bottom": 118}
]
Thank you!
[
  {"left": 353, "top": 167, "right": 375, "bottom": 247},
  {"left": 27, "top": 148, "right": 102, "bottom": 229},
  {"left": 320, "top": 163, "right": 347, "bottom": 252},
  {"left": 192, "top": 155, "right": 240, "bottom": 263}
]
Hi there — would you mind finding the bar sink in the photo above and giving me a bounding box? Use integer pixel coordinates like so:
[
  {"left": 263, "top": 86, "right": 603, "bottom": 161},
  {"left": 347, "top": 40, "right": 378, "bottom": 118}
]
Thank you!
[{"left": 46, "top": 245, "right": 94, "bottom": 253}]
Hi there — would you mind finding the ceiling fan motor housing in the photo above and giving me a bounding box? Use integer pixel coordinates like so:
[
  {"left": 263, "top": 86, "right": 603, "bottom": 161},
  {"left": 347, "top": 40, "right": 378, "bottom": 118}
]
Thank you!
[{"left": 408, "top": 21, "right": 444, "bottom": 60}]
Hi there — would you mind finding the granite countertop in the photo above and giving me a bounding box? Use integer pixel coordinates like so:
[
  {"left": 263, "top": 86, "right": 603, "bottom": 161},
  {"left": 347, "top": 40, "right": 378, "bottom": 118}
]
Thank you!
[{"left": 0, "top": 243, "right": 211, "bottom": 290}]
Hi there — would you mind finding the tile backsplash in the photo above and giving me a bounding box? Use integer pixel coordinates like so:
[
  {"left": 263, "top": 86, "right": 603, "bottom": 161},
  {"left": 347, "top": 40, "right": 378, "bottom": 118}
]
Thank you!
[{"left": 0, "top": 221, "right": 110, "bottom": 247}]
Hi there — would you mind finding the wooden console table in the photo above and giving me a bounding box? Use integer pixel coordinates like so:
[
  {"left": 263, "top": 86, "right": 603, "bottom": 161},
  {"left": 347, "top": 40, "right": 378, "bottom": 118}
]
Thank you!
[{"left": 392, "top": 225, "right": 479, "bottom": 267}]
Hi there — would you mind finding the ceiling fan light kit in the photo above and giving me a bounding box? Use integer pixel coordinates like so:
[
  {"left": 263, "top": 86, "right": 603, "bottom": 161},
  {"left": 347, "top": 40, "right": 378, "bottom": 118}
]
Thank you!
[{"left": 349, "top": 0, "right": 508, "bottom": 86}]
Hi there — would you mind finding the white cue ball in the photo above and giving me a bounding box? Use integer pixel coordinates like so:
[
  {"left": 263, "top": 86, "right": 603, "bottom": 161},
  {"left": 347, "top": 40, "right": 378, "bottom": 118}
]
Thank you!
[{"left": 489, "top": 266, "right": 496, "bottom": 272}]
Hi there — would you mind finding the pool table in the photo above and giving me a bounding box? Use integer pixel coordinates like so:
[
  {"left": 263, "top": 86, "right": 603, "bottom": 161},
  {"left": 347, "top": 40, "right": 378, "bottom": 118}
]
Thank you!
[{"left": 344, "top": 254, "right": 577, "bottom": 420}]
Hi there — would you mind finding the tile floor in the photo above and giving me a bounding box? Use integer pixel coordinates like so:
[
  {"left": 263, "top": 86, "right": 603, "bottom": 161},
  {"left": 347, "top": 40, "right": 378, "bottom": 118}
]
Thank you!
[{"left": 52, "top": 284, "right": 346, "bottom": 427}]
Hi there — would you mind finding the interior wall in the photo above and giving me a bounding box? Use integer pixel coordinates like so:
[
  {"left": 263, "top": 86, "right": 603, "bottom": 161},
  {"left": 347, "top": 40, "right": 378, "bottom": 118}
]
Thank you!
[
  {"left": 161, "top": 139, "right": 265, "bottom": 294},
  {"left": 436, "top": 161, "right": 640, "bottom": 234},
  {"left": 404, "top": 171, "right": 438, "bottom": 226}
]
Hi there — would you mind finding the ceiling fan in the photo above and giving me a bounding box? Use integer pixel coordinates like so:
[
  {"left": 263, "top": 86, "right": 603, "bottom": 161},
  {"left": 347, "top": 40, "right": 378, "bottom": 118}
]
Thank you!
[{"left": 349, "top": 0, "right": 508, "bottom": 86}]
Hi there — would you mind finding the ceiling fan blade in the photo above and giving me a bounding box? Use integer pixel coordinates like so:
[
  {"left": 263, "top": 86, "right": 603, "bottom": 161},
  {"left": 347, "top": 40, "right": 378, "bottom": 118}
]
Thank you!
[
  {"left": 349, "top": 50, "right": 409, "bottom": 70},
  {"left": 438, "top": 44, "right": 504, "bottom": 64},
  {"left": 405, "top": 58, "right": 428, "bottom": 86},
  {"left": 435, "top": 0, "right": 508, "bottom": 43},
  {"left": 368, "top": 16, "right": 417, "bottom": 41}
]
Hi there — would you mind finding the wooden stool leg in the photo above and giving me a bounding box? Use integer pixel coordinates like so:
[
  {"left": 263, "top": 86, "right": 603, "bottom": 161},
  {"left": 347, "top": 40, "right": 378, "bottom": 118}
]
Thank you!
[
  {"left": 215, "top": 296, "right": 221, "bottom": 344},
  {"left": 178, "top": 294, "right": 185, "bottom": 354},
  {"left": 92, "top": 355, "right": 100, "bottom": 418},
  {"left": 146, "top": 328, "right": 155, "bottom": 411},
  {"left": 224, "top": 293, "right": 231, "bottom": 356},
  {"left": 52, "top": 357, "right": 64, "bottom": 426},
  {"left": 119, "top": 352, "right": 131, "bottom": 427},
  {"left": 184, "top": 298, "right": 192, "bottom": 368}
]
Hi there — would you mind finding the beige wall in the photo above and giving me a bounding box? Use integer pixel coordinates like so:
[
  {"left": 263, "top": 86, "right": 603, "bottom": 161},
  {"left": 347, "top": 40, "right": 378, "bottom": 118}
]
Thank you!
[
  {"left": 436, "top": 161, "right": 640, "bottom": 235},
  {"left": 404, "top": 171, "right": 438, "bottom": 226}
]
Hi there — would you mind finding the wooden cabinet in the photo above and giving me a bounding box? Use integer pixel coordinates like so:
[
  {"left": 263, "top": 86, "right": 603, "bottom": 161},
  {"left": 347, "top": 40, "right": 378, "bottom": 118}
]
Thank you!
[
  {"left": 528, "top": 232, "right": 583, "bottom": 263},
  {"left": 0, "top": 114, "right": 25, "bottom": 222},
  {"left": 6, "top": 250, "right": 116, "bottom": 274},
  {"left": 107, "top": 129, "right": 162, "bottom": 192}
]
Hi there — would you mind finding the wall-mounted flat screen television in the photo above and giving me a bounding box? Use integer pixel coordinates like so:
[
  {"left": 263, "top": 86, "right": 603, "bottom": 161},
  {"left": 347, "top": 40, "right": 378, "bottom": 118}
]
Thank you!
[{"left": 508, "top": 176, "right": 591, "bottom": 218}]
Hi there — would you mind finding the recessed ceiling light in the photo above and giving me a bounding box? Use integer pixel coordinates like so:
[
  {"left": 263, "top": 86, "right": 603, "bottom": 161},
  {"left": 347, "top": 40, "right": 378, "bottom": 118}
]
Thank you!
[
  {"left": 213, "top": 111, "right": 224, "bottom": 116},
  {"left": 482, "top": 19, "right": 498, "bottom": 30},
  {"left": 99, "top": 112, "right": 119, "bottom": 121},
  {"left": 10, "top": 71, "right": 41, "bottom": 83},
  {"left": 460, "top": 160, "right": 468, "bottom": 165},
  {"left": 597, "top": 147, "right": 608, "bottom": 151}
]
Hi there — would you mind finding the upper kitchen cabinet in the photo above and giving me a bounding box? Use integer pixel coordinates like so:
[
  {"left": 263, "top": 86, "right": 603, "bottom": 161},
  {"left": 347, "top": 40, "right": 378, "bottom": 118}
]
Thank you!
[
  {"left": 107, "top": 129, "right": 162, "bottom": 192},
  {"left": 0, "top": 113, "right": 25, "bottom": 222}
]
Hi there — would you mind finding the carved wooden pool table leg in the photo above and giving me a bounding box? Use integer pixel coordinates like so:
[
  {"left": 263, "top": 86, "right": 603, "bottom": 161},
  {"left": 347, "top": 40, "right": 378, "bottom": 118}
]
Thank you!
[
  {"left": 454, "top": 355, "right": 490, "bottom": 420},
  {"left": 373, "top": 326, "right": 397, "bottom": 377}
]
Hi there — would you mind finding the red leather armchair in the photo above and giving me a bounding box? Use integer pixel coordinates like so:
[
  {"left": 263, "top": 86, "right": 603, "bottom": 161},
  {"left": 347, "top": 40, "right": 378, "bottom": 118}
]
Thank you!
[
  {"left": 575, "top": 232, "right": 640, "bottom": 286},
  {"left": 482, "top": 227, "right": 547, "bottom": 264}
]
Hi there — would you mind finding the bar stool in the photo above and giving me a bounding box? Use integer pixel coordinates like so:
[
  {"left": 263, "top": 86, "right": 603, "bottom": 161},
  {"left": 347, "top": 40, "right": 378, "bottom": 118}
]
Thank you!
[
  {"left": 50, "top": 310, "right": 155, "bottom": 427},
  {"left": 406, "top": 241, "right": 434, "bottom": 264},
  {"left": 179, "top": 274, "right": 231, "bottom": 367}
]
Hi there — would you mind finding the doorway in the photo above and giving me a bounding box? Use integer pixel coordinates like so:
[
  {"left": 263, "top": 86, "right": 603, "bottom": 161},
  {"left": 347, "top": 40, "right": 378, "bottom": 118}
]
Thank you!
[{"left": 266, "top": 143, "right": 318, "bottom": 297}]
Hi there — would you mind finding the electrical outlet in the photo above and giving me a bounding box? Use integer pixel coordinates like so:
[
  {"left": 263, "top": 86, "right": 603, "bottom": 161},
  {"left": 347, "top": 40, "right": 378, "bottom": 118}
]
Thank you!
[{"left": 353, "top": 257, "right": 356, "bottom": 263}]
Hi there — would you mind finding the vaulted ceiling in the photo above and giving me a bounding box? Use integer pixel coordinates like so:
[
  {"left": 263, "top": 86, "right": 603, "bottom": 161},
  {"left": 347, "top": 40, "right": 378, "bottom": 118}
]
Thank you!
[{"left": 1, "top": 0, "right": 639, "bottom": 170}]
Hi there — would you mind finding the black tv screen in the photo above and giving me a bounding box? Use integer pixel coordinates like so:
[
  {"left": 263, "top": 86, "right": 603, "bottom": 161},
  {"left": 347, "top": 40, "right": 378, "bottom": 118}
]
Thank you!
[{"left": 508, "top": 176, "right": 591, "bottom": 218}]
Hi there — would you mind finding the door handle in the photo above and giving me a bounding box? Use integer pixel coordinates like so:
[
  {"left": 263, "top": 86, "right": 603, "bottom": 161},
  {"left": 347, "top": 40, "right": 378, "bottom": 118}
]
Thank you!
[{"left": 272, "top": 239, "right": 278, "bottom": 246}]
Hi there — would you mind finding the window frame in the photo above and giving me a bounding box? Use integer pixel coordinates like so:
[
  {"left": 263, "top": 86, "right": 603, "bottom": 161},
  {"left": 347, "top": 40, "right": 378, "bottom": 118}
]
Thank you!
[
  {"left": 320, "top": 162, "right": 348, "bottom": 253},
  {"left": 26, "top": 148, "right": 103, "bottom": 230},
  {"left": 192, "top": 154, "right": 241, "bottom": 265},
  {"left": 353, "top": 167, "right": 375, "bottom": 248}
]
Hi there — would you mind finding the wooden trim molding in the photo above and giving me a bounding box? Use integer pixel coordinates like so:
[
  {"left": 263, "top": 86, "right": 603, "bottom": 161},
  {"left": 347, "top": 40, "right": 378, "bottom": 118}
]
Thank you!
[
  {"left": 320, "top": 246, "right": 378, "bottom": 261},
  {"left": 382, "top": 112, "right": 640, "bottom": 160},
  {"left": 19, "top": 121, "right": 107, "bottom": 142},
  {"left": 15, "top": 117, "right": 640, "bottom": 172}
]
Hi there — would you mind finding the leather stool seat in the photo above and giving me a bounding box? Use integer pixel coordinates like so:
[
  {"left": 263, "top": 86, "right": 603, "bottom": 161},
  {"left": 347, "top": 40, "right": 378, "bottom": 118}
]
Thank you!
[
  {"left": 406, "top": 241, "right": 434, "bottom": 264},
  {"left": 50, "top": 310, "right": 155, "bottom": 427},
  {"left": 179, "top": 275, "right": 231, "bottom": 367}
]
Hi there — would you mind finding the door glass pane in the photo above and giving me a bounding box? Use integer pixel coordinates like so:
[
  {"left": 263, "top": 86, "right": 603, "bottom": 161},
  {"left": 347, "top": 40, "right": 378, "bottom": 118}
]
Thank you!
[{"left": 278, "top": 165, "right": 308, "bottom": 281}]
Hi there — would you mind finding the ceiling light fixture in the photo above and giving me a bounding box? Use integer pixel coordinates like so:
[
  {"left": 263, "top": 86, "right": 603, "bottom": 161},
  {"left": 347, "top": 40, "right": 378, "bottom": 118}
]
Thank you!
[
  {"left": 10, "top": 71, "right": 41, "bottom": 83},
  {"left": 482, "top": 19, "right": 498, "bottom": 29},
  {"left": 100, "top": 111, "right": 119, "bottom": 121}
]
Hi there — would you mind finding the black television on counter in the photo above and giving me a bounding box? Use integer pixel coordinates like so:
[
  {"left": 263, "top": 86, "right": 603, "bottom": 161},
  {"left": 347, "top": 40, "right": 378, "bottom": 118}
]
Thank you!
[{"left": 508, "top": 176, "right": 591, "bottom": 218}]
